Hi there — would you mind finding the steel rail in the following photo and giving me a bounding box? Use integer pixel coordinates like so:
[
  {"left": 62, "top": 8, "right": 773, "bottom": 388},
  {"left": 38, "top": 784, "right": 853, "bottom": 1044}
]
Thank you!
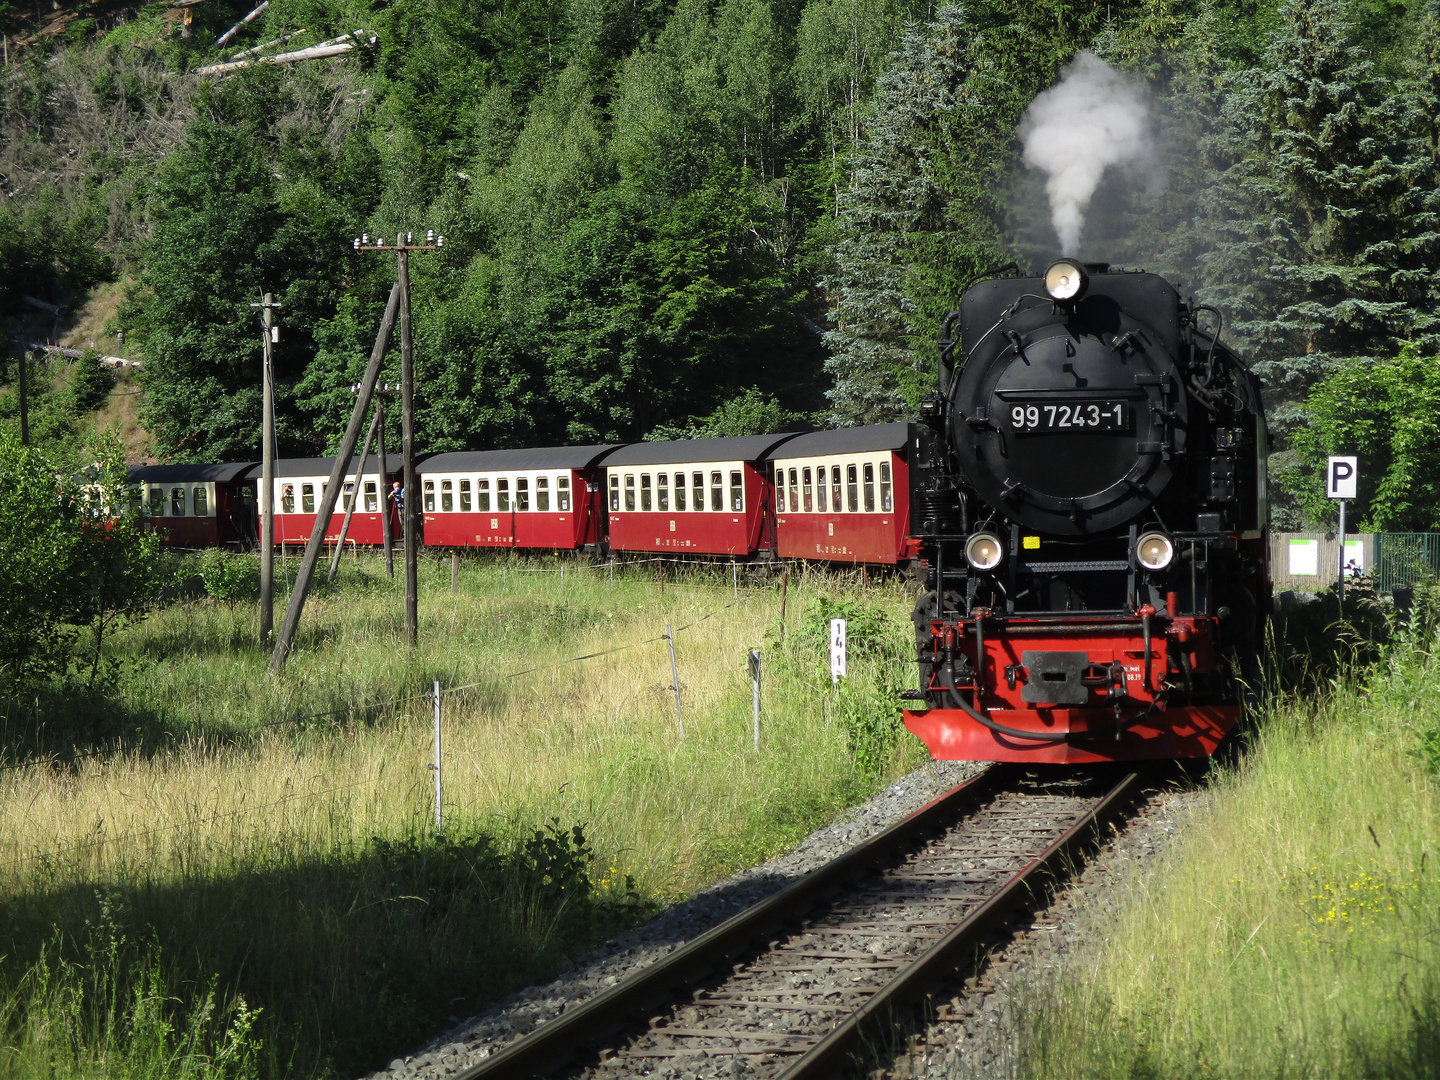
[
  {"left": 455, "top": 765, "right": 1008, "bottom": 1080},
  {"left": 776, "top": 767, "right": 1145, "bottom": 1078}
]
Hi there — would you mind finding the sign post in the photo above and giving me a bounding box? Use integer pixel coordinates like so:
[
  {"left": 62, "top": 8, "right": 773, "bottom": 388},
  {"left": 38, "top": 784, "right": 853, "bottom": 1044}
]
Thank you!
[
  {"left": 829, "top": 618, "right": 847, "bottom": 684},
  {"left": 1326, "top": 456, "right": 1358, "bottom": 603}
]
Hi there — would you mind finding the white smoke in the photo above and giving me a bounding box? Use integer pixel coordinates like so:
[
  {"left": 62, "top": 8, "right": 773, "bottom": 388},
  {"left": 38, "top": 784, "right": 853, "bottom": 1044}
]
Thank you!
[{"left": 1020, "top": 52, "right": 1155, "bottom": 256}]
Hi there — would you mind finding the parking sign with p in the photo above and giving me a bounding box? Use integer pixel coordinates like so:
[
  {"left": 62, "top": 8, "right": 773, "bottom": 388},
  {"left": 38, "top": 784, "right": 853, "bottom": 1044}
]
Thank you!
[{"left": 1327, "top": 456, "right": 1358, "bottom": 500}]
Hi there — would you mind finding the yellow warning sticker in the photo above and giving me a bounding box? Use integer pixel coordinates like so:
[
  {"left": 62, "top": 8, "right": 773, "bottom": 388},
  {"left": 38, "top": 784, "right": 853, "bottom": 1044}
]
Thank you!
[{"left": 1022, "top": 535, "right": 1041, "bottom": 550}]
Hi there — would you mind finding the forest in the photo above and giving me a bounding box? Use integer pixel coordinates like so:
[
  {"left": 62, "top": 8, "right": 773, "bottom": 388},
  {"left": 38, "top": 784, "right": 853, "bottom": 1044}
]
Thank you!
[{"left": 1, "top": 0, "right": 1438, "bottom": 527}]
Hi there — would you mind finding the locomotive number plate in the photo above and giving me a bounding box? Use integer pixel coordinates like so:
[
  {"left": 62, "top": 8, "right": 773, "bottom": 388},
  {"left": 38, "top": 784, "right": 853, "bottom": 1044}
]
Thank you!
[{"left": 1009, "top": 401, "right": 1128, "bottom": 433}]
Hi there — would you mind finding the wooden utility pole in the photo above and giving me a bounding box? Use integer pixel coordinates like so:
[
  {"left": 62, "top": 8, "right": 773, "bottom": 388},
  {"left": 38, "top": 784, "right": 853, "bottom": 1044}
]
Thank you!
[
  {"left": 252, "top": 293, "right": 281, "bottom": 647},
  {"left": 268, "top": 284, "right": 401, "bottom": 676},
  {"left": 376, "top": 389, "right": 394, "bottom": 578},
  {"left": 398, "top": 247, "right": 419, "bottom": 647},
  {"left": 355, "top": 230, "right": 442, "bottom": 646}
]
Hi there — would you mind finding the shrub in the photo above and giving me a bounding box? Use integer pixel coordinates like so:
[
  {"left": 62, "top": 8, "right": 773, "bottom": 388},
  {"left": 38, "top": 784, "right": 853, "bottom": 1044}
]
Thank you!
[
  {"left": 797, "top": 595, "right": 904, "bottom": 660},
  {"left": 0, "top": 435, "right": 162, "bottom": 695},
  {"left": 198, "top": 551, "right": 258, "bottom": 607}
]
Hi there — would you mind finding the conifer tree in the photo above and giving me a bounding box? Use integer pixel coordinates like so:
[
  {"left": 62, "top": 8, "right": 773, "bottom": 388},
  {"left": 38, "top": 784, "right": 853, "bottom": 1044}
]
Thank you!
[
  {"left": 1198, "top": 0, "right": 1440, "bottom": 424},
  {"left": 823, "top": 6, "right": 1009, "bottom": 423}
]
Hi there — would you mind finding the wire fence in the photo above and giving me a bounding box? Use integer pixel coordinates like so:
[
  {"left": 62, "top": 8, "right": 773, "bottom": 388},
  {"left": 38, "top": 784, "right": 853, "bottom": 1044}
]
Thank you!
[
  {"left": 2, "top": 584, "right": 771, "bottom": 866},
  {"left": 0, "top": 586, "right": 762, "bottom": 774}
]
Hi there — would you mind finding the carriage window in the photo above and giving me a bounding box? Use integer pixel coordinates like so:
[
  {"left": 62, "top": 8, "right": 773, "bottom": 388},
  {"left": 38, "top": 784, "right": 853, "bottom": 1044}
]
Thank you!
[
  {"left": 711, "top": 471, "right": 723, "bottom": 511},
  {"left": 777, "top": 473, "right": 786, "bottom": 513},
  {"left": 170, "top": 487, "right": 186, "bottom": 516},
  {"left": 641, "top": 473, "right": 652, "bottom": 512},
  {"left": 846, "top": 465, "right": 858, "bottom": 512},
  {"left": 339, "top": 482, "right": 353, "bottom": 511},
  {"left": 863, "top": 462, "right": 875, "bottom": 512},
  {"left": 536, "top": 476, "right": 549, "bottom": 512},
  {"left": 441, "top": 479, "right": 454, "bottom": 512},
  {"left": 832, "top": 466, "right": 843, "bottom": 513},
  {"left": 498, "top": 478, "right": 510, "bottom": 512},
  {"left": 802, "top": 468, "right": 813, "bottom": 513},
  {"left": 424, "top": 479, "right": 436, "bottom": 512},
  {"left": 558, "top": 476, "right": 570, "bottom": 512},
  {"left": 879, "top": 461, "right": 893, "bottom": 512},
  {"left": 148, "top": 488, "right": 164, "bottom": 516},
  {"left": 674, "top": 473, "right": 686, "bottom": 511},
  {"left": 693, "top": 472, "right": 705, "bottom": 511},
  {"left": 516, "top": 477, "right": 530, "bottom": 511},
  {"left": 365, "top": 481, "right": 379, "bottom": 512},
  {"left": 625, "top": 474, "right": 636, "bottom": 511},
  {"left": 788, "top": 468, "right": 799, "bottom": 514},
  {"left": 731, "top": 471, "right": 743, "bottom": 512},
  {"left": 478, "top": 479, "right": 491, "bottom": 512},
  {"left": 459, "top": 479, "right": 471, "bottom": 512},
  {"left": 282, "top": 485, "right": 295, "bottom": 514},
  {"left": 816, "top": 463, "right": 828, "bottom": 512},
  {"left": 193, "top": 486, "right": 208, "bottom": 516},
  {"left": 301, "top": 484, "right": 315, "bottom": 514},
  {"left": 611, "top": 475, "right": 621, "bottom": 512},
  {"left": 657, "top": 472, "right": 669, "bottom": 511}
]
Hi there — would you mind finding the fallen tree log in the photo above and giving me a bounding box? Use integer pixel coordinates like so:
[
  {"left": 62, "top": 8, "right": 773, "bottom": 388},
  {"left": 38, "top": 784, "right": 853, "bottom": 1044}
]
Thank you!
[
  {"left": 215, "top": 0, "right": 269, "bottom": 49},
  {"left": 25, "top": 343, "right": 143, "bottom": 369},
  {"left": 194, "top": 31, "right": 373, "bottom": 76}
]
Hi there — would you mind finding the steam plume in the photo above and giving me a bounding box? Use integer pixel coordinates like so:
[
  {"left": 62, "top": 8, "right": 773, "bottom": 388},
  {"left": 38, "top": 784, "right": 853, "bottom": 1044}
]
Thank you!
[{"left": 1020, "top": 52, "right": 1154, "bottom": 256}]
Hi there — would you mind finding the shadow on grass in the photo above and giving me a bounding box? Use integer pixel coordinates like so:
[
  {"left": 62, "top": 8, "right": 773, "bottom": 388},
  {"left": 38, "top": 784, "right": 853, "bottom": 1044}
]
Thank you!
[{"left": 0, "top": 818, "right": 663, "bottom": 1079}]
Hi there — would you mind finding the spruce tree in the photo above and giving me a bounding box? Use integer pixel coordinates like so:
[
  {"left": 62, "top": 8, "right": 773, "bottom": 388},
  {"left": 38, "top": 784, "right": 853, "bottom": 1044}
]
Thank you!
[
  {"left": 1199, "top": 0, "right": 1440, "bottom": 425},
  {"left": 823, "top": 6, "right": 1012, "bottom": 423}
]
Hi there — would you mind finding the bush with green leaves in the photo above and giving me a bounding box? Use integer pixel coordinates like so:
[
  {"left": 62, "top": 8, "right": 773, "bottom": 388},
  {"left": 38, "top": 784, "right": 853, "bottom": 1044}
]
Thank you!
[
  {"left": 0, "top": 435, "right": 162, "bottom": 695},
  {"left": 1283, "top": 342, "right": 1440, "bottom": 530},
  {"left": 198, "top": 551, "right": 258, "bottom": 608},
  {"left": 796, "top": 594, "right": 904, "bottom": 660}
]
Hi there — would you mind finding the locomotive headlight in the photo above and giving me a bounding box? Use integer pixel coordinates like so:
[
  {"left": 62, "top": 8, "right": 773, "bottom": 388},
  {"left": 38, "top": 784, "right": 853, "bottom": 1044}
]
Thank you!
[
  {"left": 965, "top": 532, "right": 1005, "bottom": 572},
  {"left": 1043, "top": 259, "right": 1088, "bottom": 302},
  {"left": 1136, "top": 531, "right": 1175, "bottom": 571}
]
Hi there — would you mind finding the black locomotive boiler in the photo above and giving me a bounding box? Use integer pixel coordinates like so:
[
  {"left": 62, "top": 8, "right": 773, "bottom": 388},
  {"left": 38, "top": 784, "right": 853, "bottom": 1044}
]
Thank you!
[{"left": 903, "top": 260, "right": 1269, "bottom": 763}]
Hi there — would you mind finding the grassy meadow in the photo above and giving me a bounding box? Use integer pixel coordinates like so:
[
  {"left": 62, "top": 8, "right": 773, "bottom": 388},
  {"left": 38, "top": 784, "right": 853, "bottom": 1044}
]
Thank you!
[
  {"left": 0, "top": 554, "right": 926, "bottom": 1078},
  {"left": 1016, "top": 621, "right": 1440, "bottom": 1079}
]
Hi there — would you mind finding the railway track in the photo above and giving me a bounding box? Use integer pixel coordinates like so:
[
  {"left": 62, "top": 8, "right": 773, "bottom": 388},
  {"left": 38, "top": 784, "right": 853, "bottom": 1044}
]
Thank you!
[{"left": 456, "top": 764, "right": 1147, "bottom": 1080}]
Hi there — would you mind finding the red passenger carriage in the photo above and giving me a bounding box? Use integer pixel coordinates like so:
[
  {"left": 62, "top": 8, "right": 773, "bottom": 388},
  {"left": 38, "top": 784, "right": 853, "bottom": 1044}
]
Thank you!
[
  {"left": 416, "top": 446, "right": 619, "bottom": 550},
  {"left": 766, "top": 423, "right": 920, "bottom": 565},
  {"left": 245, "top": 457, "right": 400, "bottom": 547},
  {"left": 128, "top": 462, "right": 258, "bottom": 547},
  {"left": 603, "top": 434, "right": 800, "bottom": 557}
]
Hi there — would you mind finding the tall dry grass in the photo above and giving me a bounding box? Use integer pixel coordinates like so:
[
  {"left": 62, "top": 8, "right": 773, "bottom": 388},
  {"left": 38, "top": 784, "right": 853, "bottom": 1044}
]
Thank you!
[
  {"left": 1016, "top": 645, "right": 1440, "bottom": 1079},
  {"left": 0, "top": 555, "right": 925, "bottom": 1076}
]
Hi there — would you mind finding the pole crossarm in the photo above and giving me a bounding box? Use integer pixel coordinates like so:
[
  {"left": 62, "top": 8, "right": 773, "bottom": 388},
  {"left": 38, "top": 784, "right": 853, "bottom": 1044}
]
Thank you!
[{"left": 268, "top": 283, "right": 402, "bottom": 675}]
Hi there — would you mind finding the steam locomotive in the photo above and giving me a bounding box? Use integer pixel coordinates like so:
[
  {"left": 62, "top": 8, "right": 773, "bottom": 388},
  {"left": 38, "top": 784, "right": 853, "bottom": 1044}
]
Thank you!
[{"left": 902, "top": 260, "right": 1268, "bottom": 764}]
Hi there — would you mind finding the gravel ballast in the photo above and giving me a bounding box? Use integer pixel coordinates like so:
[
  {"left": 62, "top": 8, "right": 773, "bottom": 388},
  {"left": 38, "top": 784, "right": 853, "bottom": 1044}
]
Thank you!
[
  {"left": 362, "top": 760, "right": 985, "bottom": 1080},
  {"left": 878, "top": 783, "right": 1204, "bottom": 1078}
]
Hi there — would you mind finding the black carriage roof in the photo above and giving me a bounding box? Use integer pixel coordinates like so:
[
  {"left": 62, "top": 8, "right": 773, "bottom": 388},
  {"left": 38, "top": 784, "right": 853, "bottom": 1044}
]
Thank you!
[
  {"left": 764, "top": 422, "right": 909, "bottom": 459},
  {"left": 128, "top": 462, "right": 258, "bottom": 483},
  {"left": 415, "top": 445, "right": 622, "bottom": 473},
  {"left": 604, "top": 433, "right": 801, "bottom": 467},
  {"left": 241, "top": 457, "right": 408, "bottom": 480}
]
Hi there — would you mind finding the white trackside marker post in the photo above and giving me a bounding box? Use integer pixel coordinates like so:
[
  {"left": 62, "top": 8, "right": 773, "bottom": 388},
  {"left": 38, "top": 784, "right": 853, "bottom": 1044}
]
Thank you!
[
  {"left": 1327, "top": 456, "right": 1358, "bottom": 604},
  {"left": 830, "top": 618, "right": 847, "bottom": 685}
]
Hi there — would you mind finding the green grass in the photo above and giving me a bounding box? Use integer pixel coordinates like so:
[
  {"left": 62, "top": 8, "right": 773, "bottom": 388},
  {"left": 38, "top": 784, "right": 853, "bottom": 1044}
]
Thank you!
[
  {"left": 0, "top": 555, "right": 925, "bottom": 1077},
  {"left": 1015, "top": 630, "right": 1440, "bottom": 1080}
]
